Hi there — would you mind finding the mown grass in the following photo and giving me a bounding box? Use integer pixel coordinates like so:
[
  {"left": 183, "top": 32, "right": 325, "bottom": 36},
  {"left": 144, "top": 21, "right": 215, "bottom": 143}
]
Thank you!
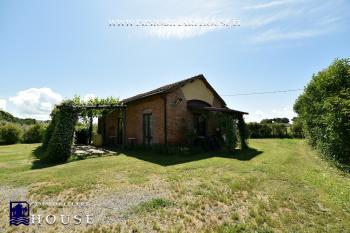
[
  {"left": 133, "top": 198, "right": 174, "bottom": 213},
  {"left": 0, "top": 139, "right": 349, "bottom": 232}
]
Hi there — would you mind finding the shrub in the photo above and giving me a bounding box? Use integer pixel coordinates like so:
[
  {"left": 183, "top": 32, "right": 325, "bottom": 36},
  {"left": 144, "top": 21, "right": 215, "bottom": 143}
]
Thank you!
[
  {"left": 0, "top": 123, "right": 23, "bottom": 144},
  {"left": 23, "top": 124, "right": 45, "bottom": 143},
  {"left": 294, "top": 58, "right": 350, "bottom": 166}
]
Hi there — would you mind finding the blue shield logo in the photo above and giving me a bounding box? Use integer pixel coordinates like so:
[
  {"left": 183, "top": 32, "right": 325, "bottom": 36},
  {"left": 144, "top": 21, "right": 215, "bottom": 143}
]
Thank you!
[{"left": 9, "top": 201, "right": 30, "bottom": 226}]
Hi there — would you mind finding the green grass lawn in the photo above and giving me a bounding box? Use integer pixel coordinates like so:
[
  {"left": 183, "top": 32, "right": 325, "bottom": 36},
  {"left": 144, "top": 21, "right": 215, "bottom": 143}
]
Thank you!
[{"left": 0, "top": 139, "right": 349, "bottom": 232}]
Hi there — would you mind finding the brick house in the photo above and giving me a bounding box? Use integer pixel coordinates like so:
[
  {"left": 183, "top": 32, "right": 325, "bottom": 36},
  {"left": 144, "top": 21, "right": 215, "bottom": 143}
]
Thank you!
[{"left": 97, "top": 74, "right": 247, "bottom": 146}]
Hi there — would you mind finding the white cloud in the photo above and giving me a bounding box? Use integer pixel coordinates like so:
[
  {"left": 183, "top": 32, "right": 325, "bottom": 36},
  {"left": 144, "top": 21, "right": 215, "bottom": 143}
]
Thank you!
[
  {"left": 9, "top": 88, "right": 63, "bottom": 120},
  {"left": 83, "top": 93, "right": 96, "bottom": 102},
  {"left": 0, "top": 99, "right": 6, "bottom": 110},
  {"left": 127, "top": 0, "right": 347, "bottom": 41},
  {"left": 245, "top": 105, "right": 296, "bottom": 122},
  {"left": 242, "top": 0, "right": 347, "bottom": 43},
  {"left": 244, "top": 0, "right": 292, "bottom": 10}
]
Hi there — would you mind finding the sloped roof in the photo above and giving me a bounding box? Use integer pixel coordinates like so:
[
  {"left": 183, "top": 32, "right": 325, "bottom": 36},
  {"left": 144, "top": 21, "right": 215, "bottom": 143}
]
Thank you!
[
  {"left": 190, "top": 106, "right": 248, "bottom": 115},
  {"left": 121, "top": 74, "right": 226, "bottom": 105}
]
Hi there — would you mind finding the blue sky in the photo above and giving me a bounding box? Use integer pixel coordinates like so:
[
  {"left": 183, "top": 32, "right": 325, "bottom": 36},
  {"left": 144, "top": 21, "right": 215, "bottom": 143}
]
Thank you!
[{"left": 0, "top": 0, "right": 349, "bottom": 121}]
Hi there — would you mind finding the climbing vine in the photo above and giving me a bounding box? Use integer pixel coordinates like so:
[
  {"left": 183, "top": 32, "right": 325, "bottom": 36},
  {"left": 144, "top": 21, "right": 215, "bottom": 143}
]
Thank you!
[
  {"left": 238, "top": 115, "right": 248, "bottom": 149},
  {"left": 46, "top": 100, "right": 79, "bottom": 163},
  {"left": 40, "top": 96, "right": 119, "bottom": 164},
  {"left": 215, "top": 112, "right": 248, "bottom": 151},
  {"left": 216, "top": 112, "right": 238, "bottom": 152}
]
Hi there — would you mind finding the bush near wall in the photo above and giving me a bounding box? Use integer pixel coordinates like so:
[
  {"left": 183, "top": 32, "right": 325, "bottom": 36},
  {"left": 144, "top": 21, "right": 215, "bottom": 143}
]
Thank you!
[
  {"left": 0, "top": 123, "right": 23, "bottom": 144},
  {"left": 294, "top": 58, "right": 350, "bottom": 167}
]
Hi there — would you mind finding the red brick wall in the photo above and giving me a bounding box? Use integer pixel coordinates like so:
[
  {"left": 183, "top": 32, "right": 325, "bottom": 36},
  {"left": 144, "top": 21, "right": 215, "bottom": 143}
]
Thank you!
[
  {"left": 166, "top": 88, "right": 189, "bottom": 144},
  {"left": 104, "top": 110, "right": 120, "bottom": 145},
  {"left": 166, "top": 87, "right": 225, "bottom": 145},
  {"left": 103, "top": 87, "right": 225, "bottom": 145},
  {"left": 125, "top": 95, "right": 165, "bottom": 144}
]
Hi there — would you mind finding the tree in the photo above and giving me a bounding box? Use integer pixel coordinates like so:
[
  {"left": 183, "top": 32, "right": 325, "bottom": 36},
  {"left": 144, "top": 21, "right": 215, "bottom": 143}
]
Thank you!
[{"left": 294, "top": 58, "right": 350, "bottom": 166}]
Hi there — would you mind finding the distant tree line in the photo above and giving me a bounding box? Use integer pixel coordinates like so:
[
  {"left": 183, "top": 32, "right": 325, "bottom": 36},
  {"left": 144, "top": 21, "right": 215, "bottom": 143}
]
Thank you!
[
  {"left": 0, "top": 110, "right": 47, "bottom": 125},
  {"left": 0, "top": 110, "right": 47, "bottom": 144},
  {"left": 260, "top": 117, "right": 290, "bottom": 124},
  {"left": 247, "top": 117, "right": 303, "bottom": 139}
]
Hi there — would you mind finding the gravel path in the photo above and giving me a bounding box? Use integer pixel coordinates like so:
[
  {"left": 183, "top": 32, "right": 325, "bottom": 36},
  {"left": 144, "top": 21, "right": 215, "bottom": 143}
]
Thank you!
[{"left": 0, "top": 185, "right": 164, "bottom": 232}]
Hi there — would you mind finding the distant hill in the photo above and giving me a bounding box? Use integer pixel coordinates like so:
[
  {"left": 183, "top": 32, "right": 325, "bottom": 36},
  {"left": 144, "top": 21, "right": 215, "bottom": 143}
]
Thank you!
[{"left": 0, "top": 110, "right": 42, "bottom": 125}]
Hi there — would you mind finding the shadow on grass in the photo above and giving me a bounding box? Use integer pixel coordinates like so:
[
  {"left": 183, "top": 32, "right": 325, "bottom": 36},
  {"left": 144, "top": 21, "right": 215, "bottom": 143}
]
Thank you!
[
  {"left": 31, "top": 146, "right": 65, "bottom": 170},
  {"left": 30, "top": 145, "right": 119, "bottom": 170},
  {"left": 120, "top": 147, "right": 263, "bottom": 167},
  {"left": 30, "top": 145, "right": 263, "bottom": 169}
]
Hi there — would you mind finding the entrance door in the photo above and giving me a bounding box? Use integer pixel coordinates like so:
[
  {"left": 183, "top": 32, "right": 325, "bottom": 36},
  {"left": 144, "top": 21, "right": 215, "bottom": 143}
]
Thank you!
[
  {"left": 194, "top": 113, "right": 207, "bottom": 137},
  {"left": 143, "top": 113, "right": 152, "bottom": 145}
]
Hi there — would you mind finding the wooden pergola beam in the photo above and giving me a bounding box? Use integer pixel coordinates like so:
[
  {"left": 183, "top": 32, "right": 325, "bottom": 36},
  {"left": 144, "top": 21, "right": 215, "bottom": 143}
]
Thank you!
[
  {"left": 57, "top": 104, "right": 126, "bottom": 110},
  {"left": 73, "top": 104, "right": 126, "bottom": 110}
]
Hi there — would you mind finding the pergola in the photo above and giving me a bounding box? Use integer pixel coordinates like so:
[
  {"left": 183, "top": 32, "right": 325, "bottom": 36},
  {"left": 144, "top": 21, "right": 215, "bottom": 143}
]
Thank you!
[{"left": 59, "top": 104, "right": 127, "bottom": 145}]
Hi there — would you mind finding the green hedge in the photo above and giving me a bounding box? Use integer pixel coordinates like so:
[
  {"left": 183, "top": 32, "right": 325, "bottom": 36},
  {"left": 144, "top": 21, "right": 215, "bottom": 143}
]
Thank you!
[
  {"left": 294, "top": 58, "right": 350, "bottom": 166},
  {"left": 247, "top": 122, "right": 289, "bottom": 138}
]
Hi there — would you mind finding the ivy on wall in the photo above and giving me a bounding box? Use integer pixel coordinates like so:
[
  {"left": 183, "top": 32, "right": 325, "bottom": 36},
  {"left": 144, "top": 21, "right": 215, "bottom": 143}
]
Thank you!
[{"left": 214, "top": 112, "right": 248, "bottom": 151}]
